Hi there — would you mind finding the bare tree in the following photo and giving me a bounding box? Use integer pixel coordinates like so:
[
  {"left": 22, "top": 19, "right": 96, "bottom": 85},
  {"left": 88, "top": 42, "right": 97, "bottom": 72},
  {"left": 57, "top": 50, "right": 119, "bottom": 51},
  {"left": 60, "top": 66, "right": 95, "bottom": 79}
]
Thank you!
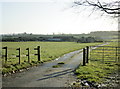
[{"left": 73, "top": 0, "right": 120, "bottom": 16}]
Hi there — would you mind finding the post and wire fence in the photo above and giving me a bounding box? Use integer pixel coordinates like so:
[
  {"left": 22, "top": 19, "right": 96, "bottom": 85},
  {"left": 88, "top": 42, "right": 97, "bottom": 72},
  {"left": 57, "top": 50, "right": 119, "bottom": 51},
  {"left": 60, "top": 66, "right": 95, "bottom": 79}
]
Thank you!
[
  {"left": 2, "top": 45, "right": 120, "bottom": 66},
  {"left": 2, "top": 46, "right": 41, "bottom": 65}
]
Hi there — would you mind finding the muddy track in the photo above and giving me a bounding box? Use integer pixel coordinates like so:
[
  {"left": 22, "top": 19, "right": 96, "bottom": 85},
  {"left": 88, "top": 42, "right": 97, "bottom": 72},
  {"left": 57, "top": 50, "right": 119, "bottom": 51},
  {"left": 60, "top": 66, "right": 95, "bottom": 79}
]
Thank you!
[{"left": 2, "top": 43, "right": 108, "bottom": 87}]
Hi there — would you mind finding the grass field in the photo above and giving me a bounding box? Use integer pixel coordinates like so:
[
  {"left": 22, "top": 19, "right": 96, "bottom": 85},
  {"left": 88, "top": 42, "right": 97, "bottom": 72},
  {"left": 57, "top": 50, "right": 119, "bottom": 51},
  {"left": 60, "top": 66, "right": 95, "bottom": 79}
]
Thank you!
[
  {"left": 1, "top": 41, "right": 102, "bottom": 75},
  {"left": 75, "top": 42, "right": 120, "bottom": 86}
]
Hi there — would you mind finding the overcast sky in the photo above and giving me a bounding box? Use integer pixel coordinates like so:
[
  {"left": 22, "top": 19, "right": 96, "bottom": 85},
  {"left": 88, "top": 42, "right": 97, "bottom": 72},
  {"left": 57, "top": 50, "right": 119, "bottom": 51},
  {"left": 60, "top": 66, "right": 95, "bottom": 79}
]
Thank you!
[{"left": 0, "top": 0, "right": 118, "bottom": 34}]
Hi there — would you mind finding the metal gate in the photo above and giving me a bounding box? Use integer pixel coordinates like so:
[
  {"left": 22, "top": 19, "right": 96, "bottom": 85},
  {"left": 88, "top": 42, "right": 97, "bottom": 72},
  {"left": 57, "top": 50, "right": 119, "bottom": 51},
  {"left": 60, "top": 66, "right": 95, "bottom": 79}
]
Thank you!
[{"left": 89, "top": 46, "right": 120, "bottom": 63}]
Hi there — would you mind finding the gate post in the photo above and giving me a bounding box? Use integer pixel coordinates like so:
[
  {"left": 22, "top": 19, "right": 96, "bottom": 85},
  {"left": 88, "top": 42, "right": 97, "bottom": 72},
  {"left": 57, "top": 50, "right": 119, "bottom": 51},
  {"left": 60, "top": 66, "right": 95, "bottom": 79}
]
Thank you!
[
  {"left": 86, "top": 46, "right": 89, "bottom": 63},
  {"left": 83, "top": 48, "right": 86, "bottom": 66}
]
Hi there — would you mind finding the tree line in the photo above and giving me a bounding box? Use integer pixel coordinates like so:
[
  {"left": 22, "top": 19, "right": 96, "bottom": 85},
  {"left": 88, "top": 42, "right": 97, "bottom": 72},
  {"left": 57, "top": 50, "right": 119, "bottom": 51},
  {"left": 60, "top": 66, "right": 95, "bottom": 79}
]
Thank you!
[
  {"left": 2, "top": 31, "right": 118, "bottom": 42},
  {"left": 1, "top": 33, "right": 102, "bottom": 43}
]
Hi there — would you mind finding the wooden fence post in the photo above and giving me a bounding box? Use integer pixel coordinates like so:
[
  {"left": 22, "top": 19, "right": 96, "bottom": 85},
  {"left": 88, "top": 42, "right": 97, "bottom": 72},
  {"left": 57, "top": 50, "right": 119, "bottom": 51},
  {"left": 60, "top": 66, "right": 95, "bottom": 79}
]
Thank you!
[
  {"left": 83, "top": 48, "right": 86, "bottom": 66},
  {"left": 26, "top": 48, "right": 30, "bottom": 63},
  {"left": 16, "top": 48, "right": 21, "bottom": 64},
  {"left": 86, "top": 46, "right": 89, "bottom": 63},
  {"left": 2, "top": 46, "right": 7, "bottom": 63},
  {"left": 34, "top": 46, "right": 41, "bottom": 61}
]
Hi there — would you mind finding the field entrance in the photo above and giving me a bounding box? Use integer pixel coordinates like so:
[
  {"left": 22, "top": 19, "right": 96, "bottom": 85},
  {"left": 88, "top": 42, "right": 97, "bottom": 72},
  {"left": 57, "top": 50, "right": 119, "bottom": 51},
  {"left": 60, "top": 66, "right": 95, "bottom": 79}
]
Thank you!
[{"left": 89, "top": 46, "right": 120, "bottom": 63}]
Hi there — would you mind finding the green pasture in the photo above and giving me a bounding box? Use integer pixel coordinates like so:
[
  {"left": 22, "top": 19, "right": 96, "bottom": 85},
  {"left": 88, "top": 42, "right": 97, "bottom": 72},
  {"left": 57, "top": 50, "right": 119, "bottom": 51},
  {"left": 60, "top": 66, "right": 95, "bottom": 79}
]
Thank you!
[{"left": 1, "top": 41, "right": 102, "bottom": 74}]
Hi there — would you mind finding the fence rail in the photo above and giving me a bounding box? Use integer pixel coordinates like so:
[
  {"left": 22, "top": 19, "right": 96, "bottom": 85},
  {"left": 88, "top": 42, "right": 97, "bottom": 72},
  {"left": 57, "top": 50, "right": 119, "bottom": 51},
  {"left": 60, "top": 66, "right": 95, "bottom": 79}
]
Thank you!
[
  {"left": 2, "top": 46, "right": 41, "bottom": 64},
  {"left": 89, "top": 46, "right": 120, "bottom": 63}
]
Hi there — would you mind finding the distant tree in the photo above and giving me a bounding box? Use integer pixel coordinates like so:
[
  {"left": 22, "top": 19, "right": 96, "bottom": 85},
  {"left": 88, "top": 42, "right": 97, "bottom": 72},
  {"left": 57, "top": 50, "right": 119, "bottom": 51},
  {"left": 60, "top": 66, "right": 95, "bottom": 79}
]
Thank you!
[
  {"left": 24, "top": 32, "right": 27, "bottom": 34},
  {"left": 86, "top": 37, "right": 95, "bottom": 43},
  {"left": 77, "top": 36, "right": 99, "bottom": 43},
  {"left": 77, "top": 37, "right": 86, "bottom": 43}
]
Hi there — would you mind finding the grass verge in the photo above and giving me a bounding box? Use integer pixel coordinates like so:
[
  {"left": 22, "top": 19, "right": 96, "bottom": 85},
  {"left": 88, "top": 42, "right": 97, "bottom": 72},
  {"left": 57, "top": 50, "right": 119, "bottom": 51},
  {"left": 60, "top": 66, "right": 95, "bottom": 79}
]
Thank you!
[
  {"left": 74, "top": 42, "right": 120, "bottom": 86},
  {"left": 75, "top": 61, "right": 119, "bottom": 83}
]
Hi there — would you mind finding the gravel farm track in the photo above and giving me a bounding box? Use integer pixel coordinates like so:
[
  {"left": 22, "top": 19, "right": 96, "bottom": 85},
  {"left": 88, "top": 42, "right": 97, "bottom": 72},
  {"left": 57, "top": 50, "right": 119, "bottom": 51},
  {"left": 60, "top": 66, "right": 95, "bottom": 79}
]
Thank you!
[{"left": 2, "top": 43, "right": 108, "bottom": 87}]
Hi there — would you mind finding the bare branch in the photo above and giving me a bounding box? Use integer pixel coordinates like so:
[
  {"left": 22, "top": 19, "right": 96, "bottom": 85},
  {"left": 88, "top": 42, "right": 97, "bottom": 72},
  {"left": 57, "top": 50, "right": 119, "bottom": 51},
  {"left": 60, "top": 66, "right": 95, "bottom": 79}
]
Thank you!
[{"left": 74, "top": 0, "right": 120, "bottom": 15}]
